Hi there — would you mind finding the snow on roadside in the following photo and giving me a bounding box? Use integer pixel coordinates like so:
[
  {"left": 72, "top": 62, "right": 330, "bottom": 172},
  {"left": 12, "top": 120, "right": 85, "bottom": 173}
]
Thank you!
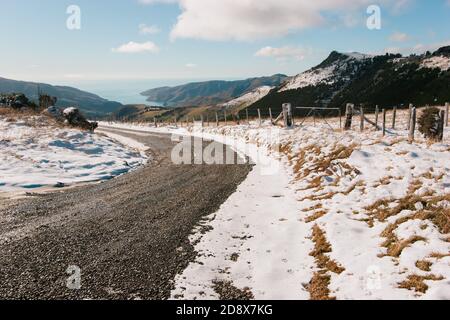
[
  {"left": 0, "top": 116, "right": 148, "bottom": 193},
  {"left": 99, "top": 107, "right": 449, "bottom": 300}
]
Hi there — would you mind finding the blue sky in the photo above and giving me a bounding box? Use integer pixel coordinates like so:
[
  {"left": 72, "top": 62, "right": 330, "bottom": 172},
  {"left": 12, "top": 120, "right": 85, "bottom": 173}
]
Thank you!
[{"left": 0, "top": 0, "right": 449, "bottom": 85}]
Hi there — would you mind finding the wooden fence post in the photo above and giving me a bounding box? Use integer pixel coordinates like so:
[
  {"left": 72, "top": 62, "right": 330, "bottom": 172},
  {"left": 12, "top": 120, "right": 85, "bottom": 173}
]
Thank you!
[
  {"left": 375, "top": 105, "right": 379, "bottom": 130},
  {"left": 269, "top": 108, "right": 273, "bottom": 124},
  {"left": 236, "top": 112, "right": 240, "bottom": 125},
  {"left": 382, "top": 109, "right": 387, "bottom": 136},
  {"left": 446, "top": 102, "right": 449, "bottom": 127},
  {"left": 407, "top": 104, "right": 413, "bottom": 130},
  {"left": 438, "top": 110, "right": 445, "bottom": 142},
  {"left": 206, "top": 115, "right": 210, "bottom": 127},
  {"left": 201, "top": 115, "right": 204, "bottom": 127},
  {"left": 246, "top": 108, "right": 249, "bottom": 124},
  {"left": 282, "top": 103, "right": 294, "bottom": 129},
  {"left": 154, "top": 117, "right": 157, "bottom": 128},
  {"left": 408, "top": 107, "right": 416, "bottom": 143},
  {"left": 257, "top": 109, "right": 262, "bottom": 126},
  {"left": 344, "top": 103, "right": 353, "bottom": 131},
  {"left": 360, "top": 106, "right": 364, "bottom": 132},
  {"left": 392, "top": 106, "right": 397, "bottom": 129},
  {"left": 224, "top": 110, "right": 227, "bottom": 126},
  {"left": 216, "top": 112, "right": 219, "bottom": 127}
]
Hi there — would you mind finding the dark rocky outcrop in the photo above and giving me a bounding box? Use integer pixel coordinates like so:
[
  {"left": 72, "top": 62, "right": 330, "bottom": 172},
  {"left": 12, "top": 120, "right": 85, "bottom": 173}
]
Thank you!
[{"left": 43, "top": 106, "right": 98, "bottom": 131}]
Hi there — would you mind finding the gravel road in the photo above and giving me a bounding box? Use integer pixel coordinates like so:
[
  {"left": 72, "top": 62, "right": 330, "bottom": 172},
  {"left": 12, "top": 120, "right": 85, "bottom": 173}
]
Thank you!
[{"left": 0, "top": 127, "right": 253, "bottom": 300}]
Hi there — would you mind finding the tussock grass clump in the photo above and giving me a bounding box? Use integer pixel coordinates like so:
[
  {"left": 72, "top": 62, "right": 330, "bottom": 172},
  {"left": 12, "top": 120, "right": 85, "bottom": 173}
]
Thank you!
[
  {"left": 429, "top": 252, "right": 450, "bottom": 259},
  {"left": 305, "top": 210, "right": 328, "bottom": 223},
  {"left": 379, "top": 234, "right": 426, "bottom": 258},
  {"left": 307, "top": 225, "right": 345, "bottom": 300},
  {"left": 301, "top": 203, "right": 323, "bottom": 212},
  {"left": 293, "top": 143, "right": 358, "bottom": 181},
  {"left": 310, "top": 225, "right": 345, "bottom": 274},
  {"left": 307, "top": 273, "right": 335, "bottom": 300},
  {"left": 398, "top": 274, "right": 444, "bottom": 293},
  {"left": 415, "top": 260, "right": 432, "bottom": 272}
]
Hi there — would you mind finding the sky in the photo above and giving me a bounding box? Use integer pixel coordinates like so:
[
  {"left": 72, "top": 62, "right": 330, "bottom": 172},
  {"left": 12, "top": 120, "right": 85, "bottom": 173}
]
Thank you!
[{"left": 0, "top": 0, "right": 449, "bottom": 86}]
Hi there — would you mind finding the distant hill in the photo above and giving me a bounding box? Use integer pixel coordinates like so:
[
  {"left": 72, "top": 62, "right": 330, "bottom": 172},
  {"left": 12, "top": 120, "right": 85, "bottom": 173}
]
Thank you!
[
  {"left": 112, "top": 104, "right": 166, "bottom": 121},
  {"left": 0, "top": 77, "right": 123, "bottom": 117},
  {"left": 246, "top": 46, "right": 450, "bottom": 117},
  {"left": 140, "top": 74, "right": 288, "bottom": 107}
]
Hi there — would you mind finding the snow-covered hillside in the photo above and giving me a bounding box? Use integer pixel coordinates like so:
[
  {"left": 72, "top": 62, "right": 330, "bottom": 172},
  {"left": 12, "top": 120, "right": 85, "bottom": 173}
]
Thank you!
[
  {"left": 279, "top": 52, "right": 373, "bottom": 92},
  {"left": 420, "top": 56, "right": 450, "bottom": 72},
  {"left": 0, "top": 115, "right": 147, "bottom": 193},
  {"left": 222, "top": 86, "right": 274, "bottom": 109}
]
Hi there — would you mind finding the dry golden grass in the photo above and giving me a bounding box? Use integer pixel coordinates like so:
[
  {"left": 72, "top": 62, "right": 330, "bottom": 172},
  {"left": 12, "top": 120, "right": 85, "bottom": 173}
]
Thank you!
[
  {"left": 301, "top": 203, "right": 323, "bottom": 212},
  {"left": 383, "top": 236, "right": 427, "bottom": 258},
  {"left": 307, "top": 225, "right": 345, "bottom": 300},
  {"left": 407, "top": 179, "right": 423, "bottom": 194},
  {"left": 307, "top": 272, "right": 336, "bottom": 300},
  {"left": 376, "top": 193, "right": 450, "bottom": 259},
  {"left": 429, "top": 252, "right": 450, "bottom": 259},
  {"left": 415, "top": 260, "right": 432, "bottom": 272},
  {"left": 292, "top": 143, "right": 357, "bottom": 183},
  {"left": 307, "top": 224, "right": 345, "bottom": 300},
  {"left": 310, "top": 225, "right": 345, "bottom": 273},
  {"left": 398, "top": 274, "right": 444, "bottom": 293},
  {"left": 364, "top": 189, "right": 436, "bottom": 224},
  {"left": 279, "top": 142, "right": 293, "bottom": 157},
  {"left": 376, "top": 176, "right": 394, "bottom": 186},
  {"left": 0, "top": 107, "right": 37, "bottom": 118},
  {"left": 302, "top": 176, "right": 323, "bottom": 190},
  {"left": 298, "top": 180, "right": 365, "bottom": 203},
  {"left": 304, "top": 210, "right": 328, "bottom": 223},
  {"left": 342, "top": 180, "right": 365, "bottom": 196}
]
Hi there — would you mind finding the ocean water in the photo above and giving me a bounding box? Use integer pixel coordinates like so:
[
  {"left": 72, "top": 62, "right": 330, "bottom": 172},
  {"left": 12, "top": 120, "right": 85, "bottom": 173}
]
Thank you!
[{"left": 61, "top": 79, "right": 211, "bottom": 105}]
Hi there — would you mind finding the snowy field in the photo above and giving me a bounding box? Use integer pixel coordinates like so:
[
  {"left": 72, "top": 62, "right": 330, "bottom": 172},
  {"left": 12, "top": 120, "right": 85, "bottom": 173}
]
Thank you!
[
  {"left": 0, "top": 114, "right": 148, "bottom": 193},
  {"left": 100, "top": 106, "right": 449, "bottom": 300}
]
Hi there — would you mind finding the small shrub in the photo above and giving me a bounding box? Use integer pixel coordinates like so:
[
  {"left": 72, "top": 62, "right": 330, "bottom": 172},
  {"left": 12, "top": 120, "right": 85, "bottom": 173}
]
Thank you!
[{"left": 418, "top": 107, "right": 441, "bottom": 139}]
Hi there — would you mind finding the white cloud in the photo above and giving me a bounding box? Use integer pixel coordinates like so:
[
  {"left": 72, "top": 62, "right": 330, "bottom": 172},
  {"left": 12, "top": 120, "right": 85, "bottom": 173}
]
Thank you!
[
  {"left": 112, "top": 41, "right": 160, "bottom": 53},
  {"left": 255, "top": 46, "right": 310, "bottom": 61},
  {"left": 139, "top": 23, "right": 160, "bottom": 35},
  {"left": 139, "top": 0, "right": 408, "bottom": 42},
  {"left": 389, "top": 32, "right": 410, "bottom": 42}
]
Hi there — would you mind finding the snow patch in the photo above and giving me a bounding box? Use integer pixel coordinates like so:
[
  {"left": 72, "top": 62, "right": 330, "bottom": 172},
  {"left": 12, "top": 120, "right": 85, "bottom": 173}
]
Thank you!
[
  {"left": 222, "top": 86, "right": 273, "bottom": 108},
  {"left": 0, "top": 117, "right": 147, "bottom": 192},
  {"left": 279, "top": 52, "right": 372, "bottom": 92},
  {"left": 420, "top": 56, "right": 450, "bottom": 72}
]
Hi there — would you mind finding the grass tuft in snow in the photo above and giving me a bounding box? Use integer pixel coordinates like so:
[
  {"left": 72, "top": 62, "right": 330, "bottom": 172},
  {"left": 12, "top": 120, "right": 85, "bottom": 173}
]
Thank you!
[{"left": 398, "top": 274, "right": 444, "bottom": 294}]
